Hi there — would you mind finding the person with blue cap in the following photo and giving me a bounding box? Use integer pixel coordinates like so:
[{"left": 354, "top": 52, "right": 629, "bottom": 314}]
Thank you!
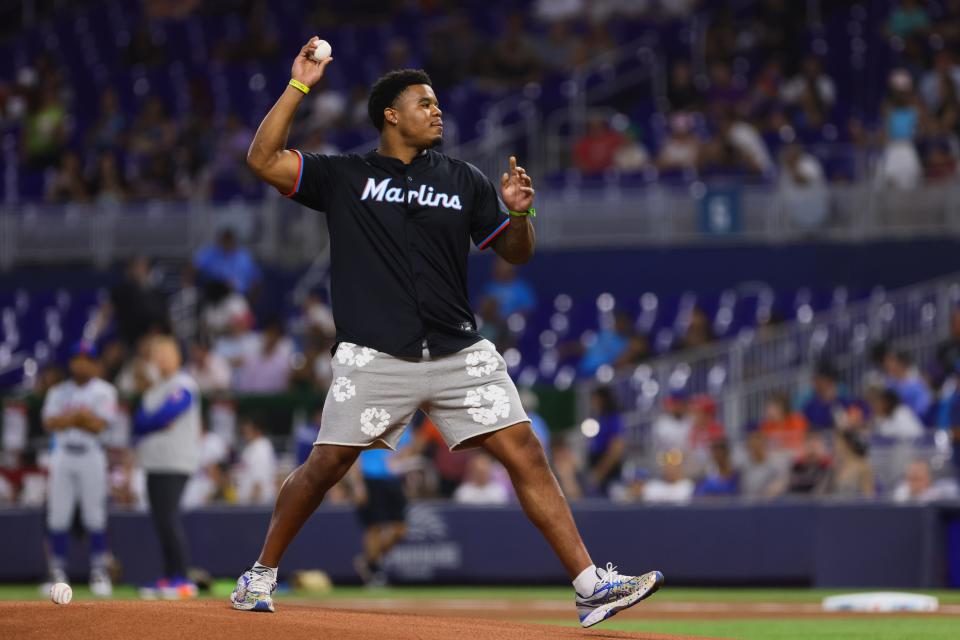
[{"left": 41, "top": 340, "right": 118, "bottom": 596}]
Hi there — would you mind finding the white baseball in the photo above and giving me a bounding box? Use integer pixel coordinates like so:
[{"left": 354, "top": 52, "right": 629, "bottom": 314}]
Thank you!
[
  {"left": 50, "top": 582, "right": 72, "bottom": 605},
  {"left": 312, "top": 39, "right": 332, "bottom": 61}
]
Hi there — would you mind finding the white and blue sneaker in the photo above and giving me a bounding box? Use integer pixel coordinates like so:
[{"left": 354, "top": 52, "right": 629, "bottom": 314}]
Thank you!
[
  {"left": 231, "top": 567, "right": 277, "bottom": 612},
  {"left": 575, "top": 563, "right": 664, "bottom": 628}
]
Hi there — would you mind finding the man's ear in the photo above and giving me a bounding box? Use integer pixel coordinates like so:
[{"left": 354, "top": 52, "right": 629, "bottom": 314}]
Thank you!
[{"left": 384, "top": 108, "right": 398, "bottom": 126}]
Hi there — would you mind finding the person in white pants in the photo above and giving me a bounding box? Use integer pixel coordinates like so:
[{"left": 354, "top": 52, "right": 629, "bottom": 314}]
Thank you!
[{"left": 41, "top": 341, "right": 118, "bottom": 596}]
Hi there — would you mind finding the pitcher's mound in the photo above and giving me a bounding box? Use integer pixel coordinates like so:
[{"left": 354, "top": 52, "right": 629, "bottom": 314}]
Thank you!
[{"left": 0, "top": 600, "right": 714, "bottom": 640}]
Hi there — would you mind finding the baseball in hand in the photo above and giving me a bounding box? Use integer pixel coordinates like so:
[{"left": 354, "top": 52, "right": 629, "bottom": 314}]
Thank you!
[
  {"left": 312, "top": 39, "right": 332, "bottom": 61},
  {"left": 50, "top": 582, "right": 72, "bottom": 605}
]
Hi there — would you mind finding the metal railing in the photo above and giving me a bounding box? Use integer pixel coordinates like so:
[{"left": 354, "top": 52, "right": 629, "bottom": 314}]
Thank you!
[{"left": 578, "top": 272, "right": 960, "bottom": 449}]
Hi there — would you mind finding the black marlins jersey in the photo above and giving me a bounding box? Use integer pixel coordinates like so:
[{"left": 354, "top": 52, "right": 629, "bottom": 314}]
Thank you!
[{"left": 285, "top": 148, "right": 511, "bottom": 359}]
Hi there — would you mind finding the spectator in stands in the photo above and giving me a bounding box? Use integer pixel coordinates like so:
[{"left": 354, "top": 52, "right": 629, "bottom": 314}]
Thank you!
[
  {"left": 892, "top": 459, "right": 959, "bottom": 502},
  {"left": 667, "top": 60, "right": 703, "bottom": 113},
  {"left": 694, "top": 439, "right": 739, "bottom": 497},
  {"left": 651, "top": 390, "right": 693, "bottom": 456},
  {"left": 87, "top": 89, "right": 126, "bottom": 153},
  {"left": 482, "top": 260, "right": 537, "bottom": 318},
  {"left": 301, "top": 291, "right": 336, "bottom": 342},
  {"left": 878, "top": 69, "right": 925, "bottom": 190},
  {"left": 686, "top": 395, "right": 725, "bottom": 475},
  {"left": 642, "top": 457, "right": 694, "bottom": 505},
  {"left": 537, "top": 21, "right": 582, "bottom": 73},
  {"left": 576, "top": 309, "right": 650, "bottom": 377},
  {"left": 779, "top": 140, "right": 828, "bottom": 230},
  {"left": 234, "top": 418, "right": 277, "bottom": 506},
  {"left": 453, "top": 453, "right": 510, "bottom": 505},
  {"left": 182, "top": 423, "right": 231, "bottom": 509},
  {"left": 168, "top": 265, "right": 199, "bottom": 347},
  {"left": 88, "top": 152, "right": 128, "bottom": 205},
  {"left": 883, "top": 350, "right": 932, "bottom": 418},
  {"left": 45, "top": 151, "right": 89, "bottom": 203},
  {"left": 476, "top": 297, "right": 510, "bottom": 351},
  {"left": 936, "top": 308, "right": 960, "bottom": 375},
  {"left": 740, "top": 430, "right": 788, "bottom": 500},
  {"left": 488, "top": 12, "right": 542, "bottom": 87},
  {"left": 818, "top": 429, "right": 875, "bottom": 499},
  {"left": 749, "top": 58, "right": 784, "bottom": 114},
  {"left": 886, "top": 0, "right": 931, "bottom": 40},
  {"left": 423, "top": 14, "right": 482, "bottom": 90},
  {"left": 210, "top": 113, "right": 255, "bottom": 185},
  {"left": 203, "top": 281, "right": 254, "bottom": 340},
  {"left": 868, "top": 387, "right": 925, "bottom": 440},
  {"left": 129, "top": 97, "right": 177, "bottom": 168},
  {"left": 185, "top": 340, "right": 231, "bottom": 393},
  {"left": 573, "top": 114, "right": 626, "bottom": 175},
  {"left": 232, "top": 319, "right": 295, "bottom": 393},
  {"left": 780, "top": 56, "right": 836, "bottom": 131},
  {"left": 655, "top": 112, "right": 701, "bottom": 173},
  {"left": 802, "top": 362, "right": 864, "bottom": 431},
  {"left": 675, "top": 307, "right": 715, "bottom": 351},
  {"left": 787, "top": 431, "right": 832, "bottom": 495},
  {"left": 699, "top": 111, "right": 773, "bottom": 176},
  {"left": 211, "top": 304, "right": 258, "bottom": 375},
  {"left": 921, "top": 50, "right": 960, "bottom": 118},
  {"left": 194, "top": 228, "right": 262, "bottom": 297},
  {"left": 584, "top": 386, "right": 626, "bottom": 496},
  {"left": 613, "top": 124, "right": 651, "bottom": 174},
  {"left": 21, "top": 84, "right": 67, "bottom": 170},
  {"left": 99, "top": 256, "right": 170, "bottom": 350},
  {"left": 705, "top": 61, "right": 746, "bottom": 113},
  {"left": 124, "top": 19, "right": 167, "bottom": 67},
  {"left": 758, "top": 393, "right": 808, "bottom": 453}
]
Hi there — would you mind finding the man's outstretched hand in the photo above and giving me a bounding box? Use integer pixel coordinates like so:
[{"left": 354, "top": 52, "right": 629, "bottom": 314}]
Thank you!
[
  {"left": 500, "top": 155, "right": 535, "bottom": 212},
  {"left": 292, "top": 36, "right": 333, "bottom": 89}
]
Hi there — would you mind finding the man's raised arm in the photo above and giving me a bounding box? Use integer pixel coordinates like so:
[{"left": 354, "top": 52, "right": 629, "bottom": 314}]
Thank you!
[{"left": 247, "top": 37, "right": 333, "bottom": 194}]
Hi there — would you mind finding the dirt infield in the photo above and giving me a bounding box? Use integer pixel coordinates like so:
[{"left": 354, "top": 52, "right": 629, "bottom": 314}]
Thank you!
[
  {"left": 0, "top": 601, "right": 716, "bottom": 640},
  {"left": 314, "top": 597, "right": 960, "bottom": 620}
]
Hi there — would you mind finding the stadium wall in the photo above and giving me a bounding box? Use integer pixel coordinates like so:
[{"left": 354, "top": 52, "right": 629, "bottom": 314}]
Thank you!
[{"left": 1, "top": 502, "right": 957, "bottom": 588}]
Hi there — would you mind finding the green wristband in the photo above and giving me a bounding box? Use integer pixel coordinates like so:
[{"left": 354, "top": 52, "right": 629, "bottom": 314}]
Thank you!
[{"left": 508, "top": 207, "right": 536, "bottom": 218}]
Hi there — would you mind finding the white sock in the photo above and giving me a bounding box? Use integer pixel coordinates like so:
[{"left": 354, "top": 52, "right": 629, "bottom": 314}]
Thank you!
[
  {"left": 253, "top": 562, "right": 278, "bottom": 581},
  {"left": 573, "top": 564, "right": 599, "bottom": 597}
]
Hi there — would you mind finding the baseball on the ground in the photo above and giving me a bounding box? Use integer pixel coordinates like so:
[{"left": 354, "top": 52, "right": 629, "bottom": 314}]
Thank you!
[
  {"left": 312, "top": 38, "right": 332, "bottom": 61},
  {"left": 50, "top": 582, "right": 72, "bottom": 605}
]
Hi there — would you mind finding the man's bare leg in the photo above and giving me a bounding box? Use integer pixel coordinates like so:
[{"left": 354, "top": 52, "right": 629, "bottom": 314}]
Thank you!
[
  {"left": 257, "top": 444, "right": 359, "bottom": 567},
  {"left": 473, "top": 423, "right": 592, "bottom": 579}
]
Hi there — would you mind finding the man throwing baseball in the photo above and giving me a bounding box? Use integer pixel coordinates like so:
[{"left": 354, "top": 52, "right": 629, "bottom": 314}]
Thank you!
[{"left": 231, "top": 37, "right": 663, "bottom": 627}]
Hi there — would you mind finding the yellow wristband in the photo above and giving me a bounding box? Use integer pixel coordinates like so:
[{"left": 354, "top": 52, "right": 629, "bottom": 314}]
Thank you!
[{"left": 289, "top": 79, "right": 310, "bottom": 95}]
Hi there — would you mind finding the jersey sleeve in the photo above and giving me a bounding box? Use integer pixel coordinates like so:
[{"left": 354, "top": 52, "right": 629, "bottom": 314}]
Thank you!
[
  {"left": 41, "top": 387, "right": 64, "bottom": 421},
  {"left": 468, "top": 165, "right": 512, "bottom": 250},
  {"left": 282, "top": 150, "right": 340, "bottom": 212},
  {"left": 92, "top": 384, "right": 118, "bottom": 424}
]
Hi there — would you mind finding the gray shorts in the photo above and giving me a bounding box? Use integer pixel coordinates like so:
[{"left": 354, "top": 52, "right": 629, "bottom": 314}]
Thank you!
[{"left": 317, "top": 339, "right": 529, "bottom": 451}]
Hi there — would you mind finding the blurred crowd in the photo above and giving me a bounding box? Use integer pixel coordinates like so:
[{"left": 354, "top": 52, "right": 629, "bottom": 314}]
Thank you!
[
  {"left": 574, "top": 325, "right": 960, "bottom": 505},
  {"left": 8, "top": 1, "right": 960, "bottom": 207},
  {"left": 572, "top": 0, "right": 960, "bottom": 198}
]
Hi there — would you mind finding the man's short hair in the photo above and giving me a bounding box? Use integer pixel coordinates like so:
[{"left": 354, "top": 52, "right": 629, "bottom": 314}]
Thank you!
[{"left": 367, "top": 69, "right": 433, "bottom": 131}]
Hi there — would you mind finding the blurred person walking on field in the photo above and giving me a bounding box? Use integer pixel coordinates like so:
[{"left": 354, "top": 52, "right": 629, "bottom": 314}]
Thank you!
[
  {"left": 230, "top": 38, "right": 662, "bottom": 628},
  {"left": 133, "top": 336, "right": 202, "bottom": 600}
]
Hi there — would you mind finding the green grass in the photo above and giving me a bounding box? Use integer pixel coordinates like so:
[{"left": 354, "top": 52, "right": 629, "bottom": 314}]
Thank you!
[
  {"left": 543, "top": 618, "right": 960, "bottom": 640},
  {"left": 4, "top": 584, "right": 958, "bottom": 639}
]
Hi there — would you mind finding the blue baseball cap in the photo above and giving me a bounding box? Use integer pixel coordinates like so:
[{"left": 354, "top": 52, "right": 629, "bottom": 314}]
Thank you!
[{"left": 69, "top": 340, "right": 99, "bottom": 359}]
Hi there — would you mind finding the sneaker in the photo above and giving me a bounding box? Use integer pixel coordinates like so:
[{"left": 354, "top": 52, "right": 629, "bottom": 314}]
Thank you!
[
  {"left": 139, "top": 578, "right": 169, "bottom": 600},
  {"left": 575, "top": 563, "right": 664, "bottom": 628},
  {"left": 161, "top": 577, "right": 198, "bottom": 600},
  {"left": 230, "top": 567, "right": 277, "bottom": 612},
  {"left": 90, "top": 568, "right": 113, "bottom": 598}
]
